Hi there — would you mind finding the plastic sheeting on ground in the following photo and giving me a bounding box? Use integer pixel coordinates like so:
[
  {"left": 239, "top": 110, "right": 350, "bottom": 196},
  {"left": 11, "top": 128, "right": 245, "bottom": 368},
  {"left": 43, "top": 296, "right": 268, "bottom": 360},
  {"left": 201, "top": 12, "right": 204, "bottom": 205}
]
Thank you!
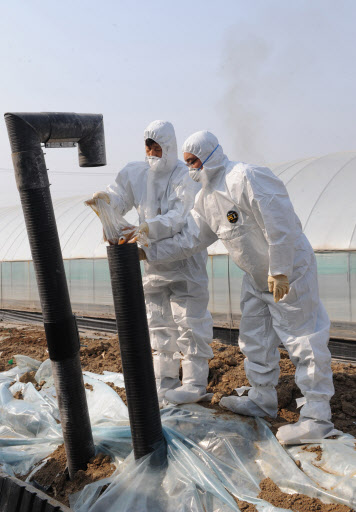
[
  {"left": 0, "top": 356, "right": 355, "bottom": 511},
  {"left": 286, "top": 436, "right": 356, "bottom": 507}
]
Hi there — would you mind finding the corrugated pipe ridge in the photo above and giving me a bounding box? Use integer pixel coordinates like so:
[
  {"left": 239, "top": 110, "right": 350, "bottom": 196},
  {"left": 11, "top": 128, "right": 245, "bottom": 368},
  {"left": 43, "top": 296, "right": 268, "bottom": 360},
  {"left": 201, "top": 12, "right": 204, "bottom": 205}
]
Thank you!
[
  {"left": 3, "top": 112, "right": 107, "bottom": 478},
  {"left": 107, "top": 244, "right": 167, "bottom": 464}
]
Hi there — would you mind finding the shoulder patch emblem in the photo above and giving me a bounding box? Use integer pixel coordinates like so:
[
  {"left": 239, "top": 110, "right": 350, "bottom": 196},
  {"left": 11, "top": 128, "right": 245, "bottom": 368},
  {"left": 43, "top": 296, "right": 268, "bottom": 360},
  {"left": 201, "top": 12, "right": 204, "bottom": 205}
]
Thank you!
[{"left": 227, "top": 210, "right": 238, "bottom": 224}]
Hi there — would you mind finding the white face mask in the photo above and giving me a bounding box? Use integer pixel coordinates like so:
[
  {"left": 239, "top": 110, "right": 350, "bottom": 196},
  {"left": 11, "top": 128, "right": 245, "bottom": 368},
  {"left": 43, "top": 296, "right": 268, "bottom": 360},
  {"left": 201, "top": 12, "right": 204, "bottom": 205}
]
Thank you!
[
  {"left": 189, "top": 167, "right": 201, "bottom": 182},
  {"left": 146, "top": 155, "right": 160, "bottom": 168},
  {"left": 146, "top": 155, "right": 167, "bottom": 173}
]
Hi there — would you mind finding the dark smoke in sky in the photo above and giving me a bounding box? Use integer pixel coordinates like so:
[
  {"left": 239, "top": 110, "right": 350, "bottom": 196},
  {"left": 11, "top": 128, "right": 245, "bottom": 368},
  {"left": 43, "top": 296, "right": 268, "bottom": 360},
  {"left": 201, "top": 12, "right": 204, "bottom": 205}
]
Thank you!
[{"left": 219, "top": 1, "right": 356, "bottom": 165}]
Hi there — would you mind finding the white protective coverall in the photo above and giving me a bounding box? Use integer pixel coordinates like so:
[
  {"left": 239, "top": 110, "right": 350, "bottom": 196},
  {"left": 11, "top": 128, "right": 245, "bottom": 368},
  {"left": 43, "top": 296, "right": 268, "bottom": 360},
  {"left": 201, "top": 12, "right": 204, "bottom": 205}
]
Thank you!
[
  {"left": 145, "top": 130, "right": 336, "bottom": 444},
  {"left": 107, "top": 121, "right": 213, "bottom": 403}
]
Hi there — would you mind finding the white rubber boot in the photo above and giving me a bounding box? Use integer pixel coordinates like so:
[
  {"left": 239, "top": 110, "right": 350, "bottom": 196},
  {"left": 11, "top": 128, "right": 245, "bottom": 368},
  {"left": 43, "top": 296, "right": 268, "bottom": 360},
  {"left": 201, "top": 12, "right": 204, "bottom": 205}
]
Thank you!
[
  {"left": 220, "top": 384, "right": 278, "bottom": 418},
  {"left": 156, "top": 377, "right": 181, "bottom": 403},
  {"left": 153, "top": 352, "right": 180, "bottom": 403},
  {"left": 276, "top": 418, "right": 337, "bottom": 445},
  {"left": 220, "top": 396, "right": 272, "bottom": 417},
  {"left": 165, "top": 357, "right": 210, "bottom": 405},
  {"left": 277, "top": 399, "right": 338, "bottom": 444}
]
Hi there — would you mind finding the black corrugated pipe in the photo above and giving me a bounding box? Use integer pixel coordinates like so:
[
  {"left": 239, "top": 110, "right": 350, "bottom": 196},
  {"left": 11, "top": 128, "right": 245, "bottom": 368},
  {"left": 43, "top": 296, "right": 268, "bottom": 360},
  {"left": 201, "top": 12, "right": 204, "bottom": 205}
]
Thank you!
[
  {"left": 4, "top": 112, "right": 106, "bottom": 479},
  {"left": 107, "top": 243, "right": 167, "bottom": 464}
]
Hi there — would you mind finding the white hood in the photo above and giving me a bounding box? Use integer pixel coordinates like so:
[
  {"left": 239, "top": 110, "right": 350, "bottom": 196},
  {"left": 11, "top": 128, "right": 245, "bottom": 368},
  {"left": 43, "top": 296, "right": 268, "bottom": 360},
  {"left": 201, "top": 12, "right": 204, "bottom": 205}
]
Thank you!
[
  {"left": 182, "top": 131, "right": 229, "bottom": 186},
  {"left": 144, "top": 120, "right": 179, "bottom": 218},
  {"left": 144, "top": 120, "right": 178, "bottom": 175}
]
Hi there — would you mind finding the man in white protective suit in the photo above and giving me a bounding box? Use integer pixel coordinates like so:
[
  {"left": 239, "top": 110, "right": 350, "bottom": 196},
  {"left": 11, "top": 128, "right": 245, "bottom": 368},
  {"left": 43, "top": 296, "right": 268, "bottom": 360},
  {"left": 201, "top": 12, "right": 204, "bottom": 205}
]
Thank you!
[
  {"left": 90, "top": 121, "right": 213, "bottom": 405},
  {"left": 141, "top": 130, "right": 337, "bottom": 445}
]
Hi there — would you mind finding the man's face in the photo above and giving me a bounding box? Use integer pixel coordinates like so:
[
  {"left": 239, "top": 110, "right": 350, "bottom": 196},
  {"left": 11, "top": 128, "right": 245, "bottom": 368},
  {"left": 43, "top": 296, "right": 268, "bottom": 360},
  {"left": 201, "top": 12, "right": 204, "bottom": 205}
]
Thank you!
[
  {"left": 145, "top": 141, "right": 162, "bottom": 158},
  {"left": 184, "top": 152, "right": 203, "bottom": 169}
]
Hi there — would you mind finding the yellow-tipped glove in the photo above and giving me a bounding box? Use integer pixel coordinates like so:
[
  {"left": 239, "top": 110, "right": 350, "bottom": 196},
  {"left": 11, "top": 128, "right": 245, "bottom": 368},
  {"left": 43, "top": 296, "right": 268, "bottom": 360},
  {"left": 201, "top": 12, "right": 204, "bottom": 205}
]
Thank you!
[
  {"left": 117, "top": 223, "right": 149, "bottom": 245},
  {"left": 93, "top": 191, "right": 110, "bottom": 204},
  {"left": 268, "top": 274, "right": 290, "bottom": 303},
  {"left": 86, "top": 191, "right": 110, "bottom": 206}
]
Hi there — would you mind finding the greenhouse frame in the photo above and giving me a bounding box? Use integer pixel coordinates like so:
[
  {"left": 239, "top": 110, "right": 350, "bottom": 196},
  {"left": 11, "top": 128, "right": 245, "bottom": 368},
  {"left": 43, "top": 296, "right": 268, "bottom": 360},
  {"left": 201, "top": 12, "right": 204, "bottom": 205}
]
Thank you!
[{"left": 0, "top": 151, "right": 355, "bottom": 326}]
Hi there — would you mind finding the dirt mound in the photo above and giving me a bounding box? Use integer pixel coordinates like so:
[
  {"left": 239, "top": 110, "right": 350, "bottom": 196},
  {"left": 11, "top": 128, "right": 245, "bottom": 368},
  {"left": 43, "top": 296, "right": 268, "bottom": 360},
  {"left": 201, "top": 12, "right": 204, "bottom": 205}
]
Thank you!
[
  {"left": 106, "top": 382, "right": 127, "bottom": 405},
  {"left": 302, "top": 445, "right": 323, "bottom": 462},
  {"left": 4, "top": 324, "right": 356, "bottom": 436},
  {"left": 3, "top": 323, "right": 356, "bottom": 510},
  {"left": 207, "top": 341, "right": 356, "bottom": 437},
  {"left": 19, "top": 371, "right": 37, "bottom": 384},
  {"left": 258, "top": 478, "right": 351, "bottom": 511},
  {"left": 28, "top": 444, "right": 116, "bottom": 507},
  {"left": 231, "top": 496, "right": 258, "bottom": 511},
  {"left": 0, "top": 327, "right": 48, "bottom": 372},
  {"left": 80, "top": 338, "right": 122, "bottom": 374},
  {"left": 230, "top": 476, "right": 352, "bottom": 512}
]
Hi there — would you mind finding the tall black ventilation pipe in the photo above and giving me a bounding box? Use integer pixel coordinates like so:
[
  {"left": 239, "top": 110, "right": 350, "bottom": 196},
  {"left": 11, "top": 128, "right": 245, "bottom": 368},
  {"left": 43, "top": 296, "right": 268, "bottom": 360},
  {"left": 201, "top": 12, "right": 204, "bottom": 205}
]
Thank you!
[
  {"left": 4, "top": 112, "right": 106, "bottom": 479},
  {"left": 107, "top": 244, "right": 166, "bottom": 463}
]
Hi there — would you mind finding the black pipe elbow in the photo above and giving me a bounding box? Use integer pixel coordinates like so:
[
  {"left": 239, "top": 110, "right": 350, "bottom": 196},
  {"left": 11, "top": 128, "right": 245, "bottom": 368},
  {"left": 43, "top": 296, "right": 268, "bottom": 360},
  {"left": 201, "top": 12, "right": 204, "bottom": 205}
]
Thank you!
[{"left": 5, "top": 112, "right": 106, "bottom": 171}]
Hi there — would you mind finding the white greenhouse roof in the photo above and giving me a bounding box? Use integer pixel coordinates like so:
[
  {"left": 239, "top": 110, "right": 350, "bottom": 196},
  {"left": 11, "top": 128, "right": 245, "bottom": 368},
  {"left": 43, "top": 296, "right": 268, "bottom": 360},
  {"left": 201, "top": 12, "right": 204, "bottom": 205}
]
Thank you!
[
  {"left": 0, "top": 197, "right": 139, "bottom": 261},
  {"left": 0, "top": 150, "right": 355, "bottom": 261},
  {"left": 271, "top": 151, "right": 356, "bottom": 251},
  {"left": 209, "top": 151, "right": 356, "bottom": 254}
]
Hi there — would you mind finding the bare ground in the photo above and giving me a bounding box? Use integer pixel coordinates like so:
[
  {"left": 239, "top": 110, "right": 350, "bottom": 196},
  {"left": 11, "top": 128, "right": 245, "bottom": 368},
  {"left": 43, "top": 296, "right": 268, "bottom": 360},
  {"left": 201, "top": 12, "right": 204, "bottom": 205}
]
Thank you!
[{"left": 0, "top": 322, "right": 355, "bottom": 511}]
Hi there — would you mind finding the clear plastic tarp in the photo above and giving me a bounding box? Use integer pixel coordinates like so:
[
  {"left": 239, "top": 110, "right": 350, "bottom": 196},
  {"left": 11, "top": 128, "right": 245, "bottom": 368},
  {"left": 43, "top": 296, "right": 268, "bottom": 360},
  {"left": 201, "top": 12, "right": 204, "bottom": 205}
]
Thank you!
[{"left": 0, "top": 357, "right": 355, "bottom": 511}]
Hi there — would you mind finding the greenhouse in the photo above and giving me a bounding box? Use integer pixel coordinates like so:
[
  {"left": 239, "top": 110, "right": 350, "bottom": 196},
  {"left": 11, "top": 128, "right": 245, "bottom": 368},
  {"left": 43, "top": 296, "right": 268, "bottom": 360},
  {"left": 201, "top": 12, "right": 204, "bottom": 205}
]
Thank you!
[{"left": 0, "top": 150, "right": 355, "bottom": 326}]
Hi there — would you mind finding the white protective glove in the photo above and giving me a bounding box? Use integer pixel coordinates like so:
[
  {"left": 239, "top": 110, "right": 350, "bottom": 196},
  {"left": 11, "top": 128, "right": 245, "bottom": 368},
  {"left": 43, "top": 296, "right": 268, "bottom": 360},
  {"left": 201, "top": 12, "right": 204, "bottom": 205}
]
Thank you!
[
  {"left": 86, "top": 191, "right": 111, "bottom": 206},
  {"left": 118, "top": 224, "right": 149, "bottom": 246},
  {"left": 267, "top": 274, "right": 290, "bottom": 303}
]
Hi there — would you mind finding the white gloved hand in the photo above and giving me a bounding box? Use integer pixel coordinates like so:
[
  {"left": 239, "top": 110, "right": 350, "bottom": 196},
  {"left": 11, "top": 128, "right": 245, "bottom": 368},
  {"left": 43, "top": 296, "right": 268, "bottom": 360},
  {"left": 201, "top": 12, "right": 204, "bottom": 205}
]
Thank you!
[
  {"left": 85, "top": 191, "right": 110, "bottom": 206},
  {"left": 92, "top": 191, "right": 111, "bottom": 204},
  {"left": 268, "top": 274, "right": 290, "bottom": 303}
]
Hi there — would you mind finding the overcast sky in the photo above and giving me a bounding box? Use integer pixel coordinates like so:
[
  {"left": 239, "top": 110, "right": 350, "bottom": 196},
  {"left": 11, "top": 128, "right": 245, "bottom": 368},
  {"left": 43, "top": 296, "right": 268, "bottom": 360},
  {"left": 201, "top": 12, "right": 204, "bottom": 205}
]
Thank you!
[{"left": 0, "top": 0, "right": 355, "bottom": 206}]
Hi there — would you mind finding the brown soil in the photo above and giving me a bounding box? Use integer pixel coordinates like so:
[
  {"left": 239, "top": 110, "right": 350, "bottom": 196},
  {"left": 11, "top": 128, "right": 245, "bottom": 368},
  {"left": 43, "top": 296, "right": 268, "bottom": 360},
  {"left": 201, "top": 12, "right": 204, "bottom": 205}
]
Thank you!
[
  {"left": 2, "top": 323, "right": 356, "bottom": 510},
  {"left": 257, "top": 478, "right": 352, "bottom": 512},
  {"left": 106, "top": 382, "right": 127, "bottom": 405},
  {"left": 30, "top": 444, "right": 67, "bottom": 490},
  {"left": 19, "top": 371, "right": 37, "bottom": 384},
  {"left": 231, "top": 495, "right": 258, "bottom": 511},
  {"left": 26, "top": 444, "right": 115, "bottom": 507},
  {"left": 80, "top": 339, "right": 122, "bottom": 374},
  {"left": 206, "top": 341, "right": 356, "bottom": 437},
  {"left": 0, "top": 325, "right": 122, "bottom": 375},
  {"left": 302, "top": 445, "right": 323, "bottom": 462},
  {"left": 17, "top": 371, "right": 44, "bottom": 392}
]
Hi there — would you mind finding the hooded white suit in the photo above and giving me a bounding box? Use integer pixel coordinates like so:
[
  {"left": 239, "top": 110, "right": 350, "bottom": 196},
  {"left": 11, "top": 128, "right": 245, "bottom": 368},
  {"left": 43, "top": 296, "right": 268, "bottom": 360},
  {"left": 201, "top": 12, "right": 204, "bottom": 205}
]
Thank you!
[
  {"left": 145, "top": 131, "right": 336, "bottom": 443},
  {"left": 107, "top": 122, "right": 213, "bottom": 402}
]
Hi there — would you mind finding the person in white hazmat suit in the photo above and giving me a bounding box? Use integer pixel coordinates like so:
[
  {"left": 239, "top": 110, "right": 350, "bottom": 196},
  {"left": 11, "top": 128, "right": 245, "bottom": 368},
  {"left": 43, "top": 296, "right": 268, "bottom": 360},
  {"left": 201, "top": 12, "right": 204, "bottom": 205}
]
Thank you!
[
  {"left": 90, "top": 121, "right": 213, "bottom": 404},
  {"left": 141, "top": 130, "right": 336, "bottom": 444}
]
